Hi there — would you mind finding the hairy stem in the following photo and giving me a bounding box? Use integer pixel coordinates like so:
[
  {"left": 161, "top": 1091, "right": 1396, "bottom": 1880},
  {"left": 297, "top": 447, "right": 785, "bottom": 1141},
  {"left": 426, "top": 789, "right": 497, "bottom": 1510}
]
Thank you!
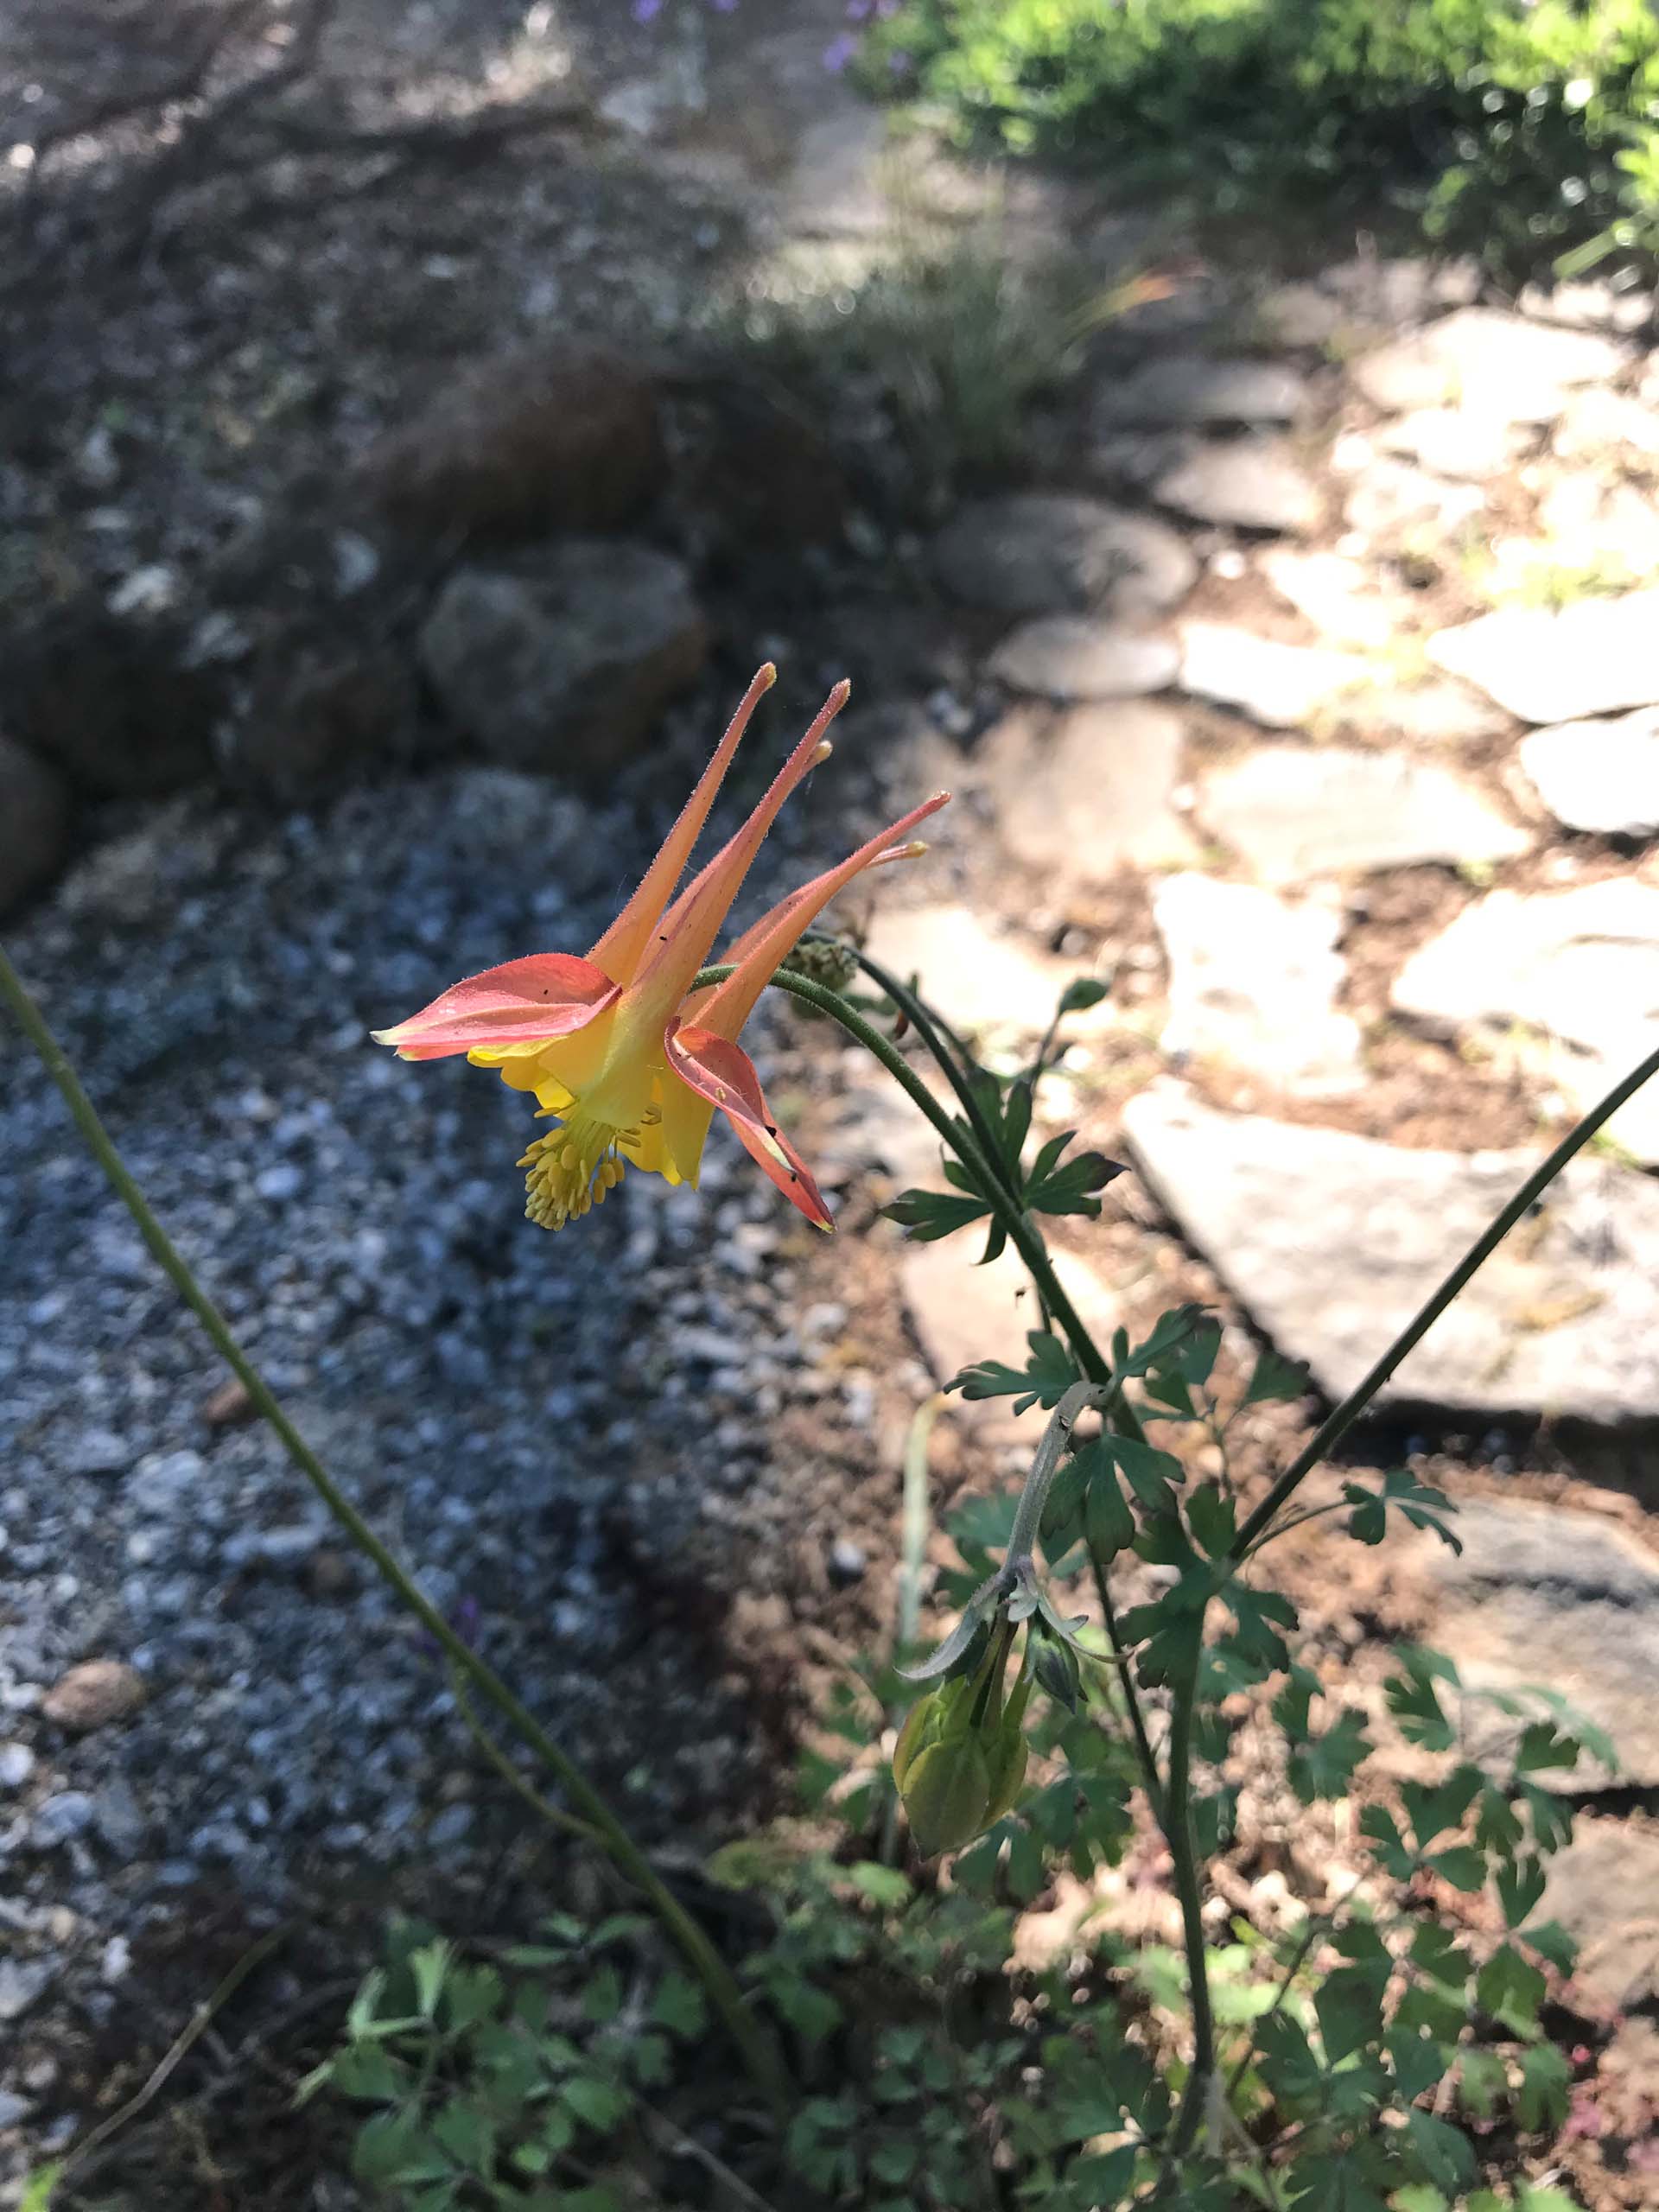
[
  {"left": 1231, "top": 1039, "right": 1659, "bottom": 1560},
  {"left": 0, "top": 942, "right": 788, "bottom": 2114}
]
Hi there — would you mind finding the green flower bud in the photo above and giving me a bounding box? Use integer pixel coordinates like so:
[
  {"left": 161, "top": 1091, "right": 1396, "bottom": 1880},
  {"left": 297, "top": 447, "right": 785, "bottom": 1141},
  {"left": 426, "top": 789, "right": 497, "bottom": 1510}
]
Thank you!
[
  {"left": 895, "top": 1655, "right": 1033, "bottom": 1856},
  {"left": 900, "top": 1733, "right": 994, "bottom": 1856}
]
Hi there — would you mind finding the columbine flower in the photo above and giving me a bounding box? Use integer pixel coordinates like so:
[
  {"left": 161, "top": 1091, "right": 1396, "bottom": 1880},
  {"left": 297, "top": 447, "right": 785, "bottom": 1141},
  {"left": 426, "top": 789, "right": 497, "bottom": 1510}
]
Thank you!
[{"left": 373, "top": 667, "right": 946, "bottom": 1233}]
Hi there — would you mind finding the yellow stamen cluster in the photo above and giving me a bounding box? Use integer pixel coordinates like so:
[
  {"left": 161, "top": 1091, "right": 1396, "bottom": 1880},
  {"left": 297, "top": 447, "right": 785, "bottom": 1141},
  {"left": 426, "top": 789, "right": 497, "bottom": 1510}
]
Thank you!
[{"left": 518, "top": 1113, "right": 636, "bottom": 1231}]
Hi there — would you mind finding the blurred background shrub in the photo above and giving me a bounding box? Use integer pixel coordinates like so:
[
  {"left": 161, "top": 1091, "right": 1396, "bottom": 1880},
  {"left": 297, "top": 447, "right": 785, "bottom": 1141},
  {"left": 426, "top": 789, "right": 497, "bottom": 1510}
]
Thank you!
[{"left": 861, "top": 0, "right": 1659, "bottom": 277}]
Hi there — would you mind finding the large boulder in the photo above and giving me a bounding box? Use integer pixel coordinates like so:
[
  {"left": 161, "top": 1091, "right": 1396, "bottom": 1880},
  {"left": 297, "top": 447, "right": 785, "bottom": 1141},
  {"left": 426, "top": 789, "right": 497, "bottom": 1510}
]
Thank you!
[
  {"left": 224, "top": 641, "right": 420, "bottom": 801},
  {"left": 362, "top": 342, "right": 666, "bottom": 543},
  {"left": 5, "top": 606, "right": 219, "bottom": 796},
  {"left": 419, "top": 541, "right": 708, "bottom": 779},
  {"left": 0, "top": 734, "right": 72, "bottom": 916}
]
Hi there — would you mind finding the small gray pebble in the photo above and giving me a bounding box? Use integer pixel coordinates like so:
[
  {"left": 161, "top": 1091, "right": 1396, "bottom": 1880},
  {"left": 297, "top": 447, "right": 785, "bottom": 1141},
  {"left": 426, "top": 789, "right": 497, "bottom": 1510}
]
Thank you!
[
  {"left": 828, "top": 1538, "right": 868, "bottom": 1586},
  {"left": 0, "top": 1743, "right": 36, "bottom": 1789}
]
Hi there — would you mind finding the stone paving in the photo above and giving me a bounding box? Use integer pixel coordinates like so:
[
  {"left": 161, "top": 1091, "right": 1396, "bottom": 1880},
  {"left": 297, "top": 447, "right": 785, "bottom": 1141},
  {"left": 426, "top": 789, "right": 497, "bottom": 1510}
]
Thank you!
[{"left": 887, "top": 265, "right": 1659, "bottom": 1429}]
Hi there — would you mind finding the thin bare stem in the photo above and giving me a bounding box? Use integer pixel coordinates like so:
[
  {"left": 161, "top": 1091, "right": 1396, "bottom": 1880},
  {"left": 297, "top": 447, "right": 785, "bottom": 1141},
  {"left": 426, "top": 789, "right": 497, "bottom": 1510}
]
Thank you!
[
  {"left": 0, "top": 942, "right": 787, "bottom": 2115},
  {"left": 1232, "top": 1040, "right": 1659, "bottom": 1560}
]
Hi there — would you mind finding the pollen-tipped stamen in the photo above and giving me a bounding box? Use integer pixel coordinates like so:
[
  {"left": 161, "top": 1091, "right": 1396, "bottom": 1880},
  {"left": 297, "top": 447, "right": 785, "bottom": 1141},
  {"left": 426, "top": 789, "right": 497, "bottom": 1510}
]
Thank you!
[{"left": 518, "top": 1112, "right": 638, "bottom": 1231}]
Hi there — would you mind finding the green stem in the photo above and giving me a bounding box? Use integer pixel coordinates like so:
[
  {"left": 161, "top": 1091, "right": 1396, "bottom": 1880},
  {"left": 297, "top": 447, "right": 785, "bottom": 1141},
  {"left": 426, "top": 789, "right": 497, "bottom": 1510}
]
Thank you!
[
  {"left": 743, "top": 968, "right": 1164, "bottom": 1751},
  {"left": 0, "top": 942, "right": 788, "bottom": 2117},
  {"left": 1090, "top": 1554, "right": 1165, "bottom": 1826},
  {"left": 448, "top": 1665, "right": 601, "bottom": 1847},
  {"left": 1160, "top": 1630, "right": 1217, "bottom": 2171},
  {"left": 1231, "top": 1039, "right": 1659, "bottom": 1560}
]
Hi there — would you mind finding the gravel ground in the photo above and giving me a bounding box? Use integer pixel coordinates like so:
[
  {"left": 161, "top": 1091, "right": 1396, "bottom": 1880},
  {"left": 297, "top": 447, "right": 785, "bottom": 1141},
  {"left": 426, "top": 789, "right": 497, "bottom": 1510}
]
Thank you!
[{"left": 0, "top": 714, "right": 920, "bottom": 2149}]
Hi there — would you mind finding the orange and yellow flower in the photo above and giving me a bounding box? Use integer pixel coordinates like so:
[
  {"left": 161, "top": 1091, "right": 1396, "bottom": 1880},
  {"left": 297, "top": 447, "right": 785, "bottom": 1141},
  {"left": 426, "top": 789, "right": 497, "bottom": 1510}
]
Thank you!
[{"left": 372, "top": 666, "right": 947, "bottom": 1232}]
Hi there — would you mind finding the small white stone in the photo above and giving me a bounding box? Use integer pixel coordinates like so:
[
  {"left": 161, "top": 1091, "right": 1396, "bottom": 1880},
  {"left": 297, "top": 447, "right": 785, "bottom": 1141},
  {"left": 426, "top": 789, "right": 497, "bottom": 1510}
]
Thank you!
[
  {"left": 1520, "top": 708, "right": 1659, "bottom": 836},
  {"left": 107, "top": 563, "right": 181, "bottom": 618}
]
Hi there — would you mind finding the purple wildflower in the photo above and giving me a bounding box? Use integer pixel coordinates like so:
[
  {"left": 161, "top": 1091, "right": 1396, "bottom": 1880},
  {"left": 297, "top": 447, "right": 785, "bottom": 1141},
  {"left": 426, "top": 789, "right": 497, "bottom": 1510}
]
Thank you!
[
  {"left": 823, "top": 30, "right": 858, "bottom": 71},
  {"left": 632, "top": 0, "right": 664, "bottom": 19}
]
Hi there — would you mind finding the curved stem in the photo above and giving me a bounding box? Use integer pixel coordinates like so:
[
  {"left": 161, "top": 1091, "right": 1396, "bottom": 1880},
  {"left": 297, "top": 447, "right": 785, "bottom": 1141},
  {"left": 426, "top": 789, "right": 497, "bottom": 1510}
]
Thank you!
[
  {"left": 1231, "top": 1040, "right": 1659, "bottom": 1560},
  {"left": 734, "top": 968, "right": 1167, "bottom": 1806},
  {"left": 1091, "top": 1555, "right": 1164, "bottom": 1826},
  {"left": 1160, "top": 1632, "right": 1217, "bottom": 2171},
  {"left": 448, "top": 1664, "right": 602, "bottom": 1847},
  {"left": 0, "top": 942, "right": 788, "bottom": 2116}
]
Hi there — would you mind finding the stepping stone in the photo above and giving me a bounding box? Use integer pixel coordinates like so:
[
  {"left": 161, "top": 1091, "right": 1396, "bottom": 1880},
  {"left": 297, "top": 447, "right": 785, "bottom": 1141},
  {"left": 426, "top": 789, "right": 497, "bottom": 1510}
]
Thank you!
[
  {"left": 1392, "top": 876, "right": 1659, "bottom": 1162},
  {"left": 1154, "top": 440, "right": 1319, "bottom": 533},
  {"left": 1097, "top": 355, "right": 1309, "bottom": 429},
  {"left": 1260, "top": 550, "right": 1402, "bottom": 652},
  {"left": 1361, "top": 680, "right": 1510, "bottom": 745},
  {"left": 1323, "top": 256, "right": 1481, "bottom": 322},
  {"left": 1552, "top": 385, "right": 1659, "bottom": 461},
  {"left": 1421, "top": 1499, "right": 1659, "bottom": 1789},
  {"left": 1377, "top": 407, "right": 1525, "bottom": 481},
  {"left": 1427, "top": 591, "right": 1659, "bottom": 723},
  {"left": 1535, "top": 474, "right": 1659, "bottom": 579},
  {"left": 987, "top": 615, "right": 1178, "bottom": 702},
  {"left": 1254, "top": 282, "right": 1348, "bottom": 348},
  {"left": 1121, "top": 1077, "right": 1659, "bottom": 1421},
  {"left": 1344, "top": 457, "right": 1484, "bottom": 537},
  {"left": 932, "top": 495, "right": 1198, "bottom": 621},
  {"left": 1154, "top": 875, "right": 1362, "bottom": 1093},
  {"left": 1540, "top": 1821, "right": 1659, "bottom": 2007},
  {"left": 1198, "top": 743, "right": 1529, "bottom": 884},
  {"left": 861, "top": 902, "right": 1065, "bottom": 1042},
  {"left": 1516, "top": 277, "right": 1656, "bottom": 335},
  {"left": 976, "top": 702, "right": 1199, "bottom": 886},
  {"left": 1351, "top": 307, "right": 1628, "bottom": 420},
  {"left": 1179, "top": 624, "right": 1371, "bottom": 728},
  {"left": 902, "top": 1236, "right": 1119, "bottom": 1440},
  {"left": 1519, "top": 708, "right": 1659, "bottom": 836}
]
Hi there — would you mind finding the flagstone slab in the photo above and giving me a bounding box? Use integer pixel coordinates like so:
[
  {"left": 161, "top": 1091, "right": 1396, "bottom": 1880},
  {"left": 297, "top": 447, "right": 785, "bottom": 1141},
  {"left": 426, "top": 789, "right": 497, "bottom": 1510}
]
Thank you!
[
  {"left": 1198, "top": 743, "right": 1529, "bottom": 883},
  {"left": 1392, "top": 876, "right": 1659, "bottom": 1162},
  {"left": 1518, "top": 708, "right": 1659, "bottom": 836},
  {"left": 1377, "top": 406, "right": 1525, "bottom": 481},
  {"left": 1427, "top": 592, "right": 1659, "bottom": 724},
  {"left": 1344, "top": 457, "right": 1484, "bottom": 538},
  {"left": 1179, "top": 624, "right": 1370, "bottom": 728},
  {"left": 987, "top": 615, "right": 1179, "bottom": 702},
  {"left": 861, "top": 902, "right": 1065, "bottom": 1042},
  {"left": 932, "top": 495, "right": 1198, "bottom": 621},
  {"left": 1097, "top": 354, "right": 1310, "bottom": 429},
  {"left": 1552, "top": 385, "right": 1659, "bottom": 460},
  {"left": 976, "top": 702, "right": 1200, "bottom": 885},
  {"left": 901, "top": 1236, "right": 1119, "bottom": 1440},
  {"left": 1351, "top": 308, "right": 1627, "bottom": 420},
  {"left": 1154, "top": 441, "right": 1319, "bottom": 534},
  {"left": 1260, "top": 550, "right": 1403, "bottom": 652},
  {"left": 1422, "top": 1501, "right": 1659, "bottom": 1789},
  {"left": 1121, "top": 1078, "right": 1659, "bottom": 1422},
  {"left": 1153, "top": 874, "right": 1362, "bottom": 1092}
]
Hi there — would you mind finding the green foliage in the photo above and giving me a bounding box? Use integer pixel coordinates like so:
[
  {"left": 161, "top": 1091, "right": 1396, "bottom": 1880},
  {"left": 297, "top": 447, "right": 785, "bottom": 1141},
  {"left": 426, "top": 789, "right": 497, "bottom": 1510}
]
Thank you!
[{"left": 863, "top": 0, "right": 1659, "bottom": 276}]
